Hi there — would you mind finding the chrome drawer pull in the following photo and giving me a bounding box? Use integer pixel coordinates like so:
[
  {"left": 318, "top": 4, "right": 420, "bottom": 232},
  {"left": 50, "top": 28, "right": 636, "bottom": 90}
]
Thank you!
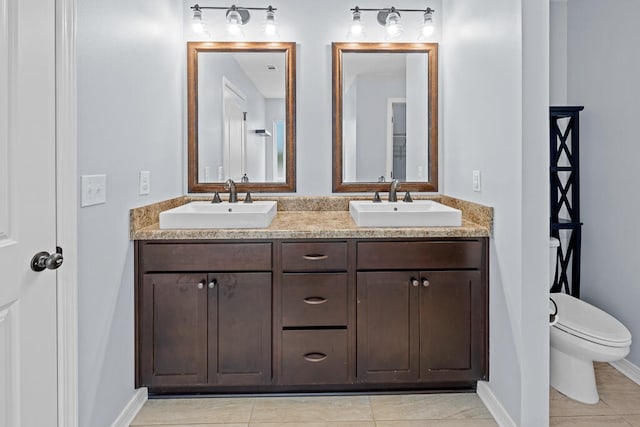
[
  {"left": 411, "top": 278, "right": 420, "bottom": 287},
  {"left": 422, "top": 279, "right": 430, "bottom": 287},
  {"left": 304, "top": 296, "right": 328, "bottom": 305},
  {"left": 303, "top": 254, "right": 329, "bottom": 261},
  {"left": 303, "top": 352, "right": 328, "bottom": 362}
]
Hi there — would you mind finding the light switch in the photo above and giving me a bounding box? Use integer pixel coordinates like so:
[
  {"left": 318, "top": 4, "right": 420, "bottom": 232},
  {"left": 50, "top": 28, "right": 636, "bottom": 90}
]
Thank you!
[
  {"left": 472, "top": 170, "right": 481, "bottom": 192},
  {"left": 139, "top": 171, "right": 151, "bottom": 195},
  {"left": 81, "top": 174, "right": 107, "bottom": 207}
]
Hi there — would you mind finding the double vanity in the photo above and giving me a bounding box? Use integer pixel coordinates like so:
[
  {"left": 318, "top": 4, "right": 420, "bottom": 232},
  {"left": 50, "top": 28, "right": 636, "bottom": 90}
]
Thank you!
[
  {"left": 131, "top": 195, "right": 491, "bottom": 395},
  {"left": 132, "top": 38, "right": 490, "bottom": 395}
]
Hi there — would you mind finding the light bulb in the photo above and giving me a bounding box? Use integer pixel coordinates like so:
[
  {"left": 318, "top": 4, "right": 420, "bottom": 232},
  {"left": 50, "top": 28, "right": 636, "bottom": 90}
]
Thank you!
[
  {"left": 226, "top": 8, "right": 244, "bottom": 38},
  {"left": 419, "top": 9, "right": 435, "bottom": 39},
  {"left": 264, "top": 7, "right": 278, "bottom": 37},
  {"left": 348, "top": 8, "right": 365, "bottom": 39},
  {"left": 385, "top": 10, "right": 403, "bottom": 38},
  {"left": 192, "top": 8, "right": 205, "bottom": 34}
]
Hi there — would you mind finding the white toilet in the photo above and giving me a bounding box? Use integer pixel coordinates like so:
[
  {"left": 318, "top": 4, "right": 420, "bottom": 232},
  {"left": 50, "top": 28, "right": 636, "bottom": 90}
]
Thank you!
[{"left": 549, "top": 237, "right": 632, "bottom": 404}]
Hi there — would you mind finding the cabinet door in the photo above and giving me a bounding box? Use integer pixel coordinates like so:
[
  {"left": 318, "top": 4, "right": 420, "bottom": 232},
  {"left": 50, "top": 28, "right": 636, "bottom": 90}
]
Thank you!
[
  {"left": 209, "top": 272, "right": 272, "bottom": 385},
  {"left": 356, "top": 272, "right": 420, "bottom": 383},
  {"left": 139, "top": 274, "right": 208, "bottom": 387},
  {"left": 419, "top": 270, "right": 484, "bottom": 381}
]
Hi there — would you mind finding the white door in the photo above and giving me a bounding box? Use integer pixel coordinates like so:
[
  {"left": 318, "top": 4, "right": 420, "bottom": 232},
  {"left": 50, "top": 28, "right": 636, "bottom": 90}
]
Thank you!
[
  {"left": 0, "top": 0, "right": 59, "bottom": 426},
  {"left": 222, "top": 78, "right": 246, "bottom": 181}
]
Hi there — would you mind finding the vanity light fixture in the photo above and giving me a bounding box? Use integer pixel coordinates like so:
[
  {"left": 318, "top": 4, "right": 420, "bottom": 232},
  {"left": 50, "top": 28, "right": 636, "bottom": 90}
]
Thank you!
[
  {"left": 419, "top": 8, "right": 435, "bottom": 39},
  {"left": 348, "top": 6, "right": 436, "bottom": 40},
  {"left": 190, "top": 4, "right": 279, "bottom": 39},
  {"left": 348, "top": 6, "right": 365, "bottom": 40}
]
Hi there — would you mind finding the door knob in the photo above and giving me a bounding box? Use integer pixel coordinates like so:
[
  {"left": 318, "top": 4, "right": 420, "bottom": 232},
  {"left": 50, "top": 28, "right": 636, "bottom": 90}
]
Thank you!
[
  {"left": 422, "top": 279, "right": 430, "bottom": 287},
  {"left": 30, "top": 247, "right": 64, "bottom": 272},
  {"left": 411, "top": 278, "right": 419, "bottom": 287}
]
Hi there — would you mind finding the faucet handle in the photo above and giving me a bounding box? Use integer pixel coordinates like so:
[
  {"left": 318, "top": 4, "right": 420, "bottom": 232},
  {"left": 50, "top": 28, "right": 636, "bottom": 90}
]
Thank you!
[
  {"left": 211, "top": 192, "right": 222, "bottom": 203},
  {"left": 373, "top": 191, "right": 381, "bottom": 203},
  {"left": 403, "top": 191, "right": 413, "bottom": 203},
  {"left": 243, "top": 192, "right": 253, "bottom": 204}
]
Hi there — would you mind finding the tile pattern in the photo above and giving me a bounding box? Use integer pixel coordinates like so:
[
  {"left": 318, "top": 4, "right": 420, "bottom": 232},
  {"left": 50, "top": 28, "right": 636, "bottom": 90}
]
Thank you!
[
  {"left": 550, "top": 362, "right": 640, "bottom": 426},
  {"left": 129, "top": 195, "right": 492, "bottom": 240},
  {"left": 131, "top": 393, "right": 496, "bottom": 427},
  {"left": 131, "top": 363, "right": 640, "bottom": 427}
]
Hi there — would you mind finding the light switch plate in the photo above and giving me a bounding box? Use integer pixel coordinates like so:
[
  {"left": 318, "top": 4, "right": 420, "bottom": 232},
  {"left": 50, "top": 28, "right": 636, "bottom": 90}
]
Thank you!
[
  {"left": 472, "top": 170, "right": 481, "bottom": 192},
  {"left": 81, "top": 174, "right": 107, "bottom": 207},
  {"left": 139, "top": 171, "right": 151, "bottom": 195}
]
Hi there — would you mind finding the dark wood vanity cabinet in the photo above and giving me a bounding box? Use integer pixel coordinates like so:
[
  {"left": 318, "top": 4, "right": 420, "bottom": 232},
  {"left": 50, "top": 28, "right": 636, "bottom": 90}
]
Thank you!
[
  {"left": 136, "top": 242, "right": 272, "bottom": 392},
  {"left": 355, "top": 240, "right": 488, "bottom": 387},
  {"left": 135, "top": 237, "right": 487, "bottom": 394}
]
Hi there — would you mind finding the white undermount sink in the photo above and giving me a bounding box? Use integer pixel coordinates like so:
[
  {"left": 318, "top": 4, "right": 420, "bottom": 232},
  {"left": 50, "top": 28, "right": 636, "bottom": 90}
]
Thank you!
[
  {"left": 349, "top": 200, "right": 462, "bottom": 227},
  {"left": 159, "top": 201, "right": 277, "bottom": 229}
]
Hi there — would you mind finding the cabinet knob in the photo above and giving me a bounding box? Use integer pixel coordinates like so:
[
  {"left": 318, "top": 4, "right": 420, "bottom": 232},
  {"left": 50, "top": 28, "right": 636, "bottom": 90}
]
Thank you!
[
  {"left": 209, "top": 279, "right": 217, "bottom": 289},
  {"left": 411, "top": 278, "right": 419, "bottom": 287},
  {"left": 197, "top": 280, "right": 205, "bottom": 289},
  {"left": 422, "top": 279, "right": 430, "bottom": 287}
]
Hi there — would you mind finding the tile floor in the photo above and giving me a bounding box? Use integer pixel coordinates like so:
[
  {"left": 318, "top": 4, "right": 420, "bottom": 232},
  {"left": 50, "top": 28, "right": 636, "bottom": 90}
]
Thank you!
[
  {"left": 131, "top": 363, "right": 640, "bottom": 426},
  {"left": 550, "top": 363, "right": 640, "bottom": 426}
]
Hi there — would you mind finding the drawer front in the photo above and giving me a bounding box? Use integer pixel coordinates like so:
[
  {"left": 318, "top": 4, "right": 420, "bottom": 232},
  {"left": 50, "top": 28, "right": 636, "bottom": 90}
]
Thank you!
[
  {"left": 281, "top": 330, "right": 348, "bottom": 384},
  {"left": 140, "top": 242, "right": 271, "bottom": 272},
  {"left": 357, "top": 240, "right": 483, "bottom": 270},
  {"left": 282, "top": 274, "right": 348, "bottom": 327},
  {"left": 281, "top": 242, "right": 347, "bottom": 272}
]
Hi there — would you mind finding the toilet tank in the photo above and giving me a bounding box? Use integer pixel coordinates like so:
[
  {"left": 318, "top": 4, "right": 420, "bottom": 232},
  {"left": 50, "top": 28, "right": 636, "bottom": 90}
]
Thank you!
[{"left": 550, "top": 237, "right": 560, "bottom": 288}]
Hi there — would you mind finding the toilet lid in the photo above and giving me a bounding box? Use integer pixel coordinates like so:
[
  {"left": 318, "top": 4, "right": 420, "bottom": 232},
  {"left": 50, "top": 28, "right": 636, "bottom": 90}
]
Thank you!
[{"left": 551, "top": 293, "right": 632, "bottom": 347}]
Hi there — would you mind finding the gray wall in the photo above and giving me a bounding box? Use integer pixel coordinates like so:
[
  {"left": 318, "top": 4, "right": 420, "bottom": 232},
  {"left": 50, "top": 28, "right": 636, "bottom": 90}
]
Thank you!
[
  {"left": 443, "top": 0, "right": 550, "bottom": 425},
  {"left": 355, "top": 73, "right": 405, "bottom": 181},
  {"left": 198, "top": 54, "right": 267, "bottom": 182},
  {"left": 77, "top": 1, "right": 183, "bottom": 426},
  {"left": 74, "top": 0, "right": 551, "bottom": 425},
  {"left": 564, "top": 0, "right": 640, "bottom": 367}
]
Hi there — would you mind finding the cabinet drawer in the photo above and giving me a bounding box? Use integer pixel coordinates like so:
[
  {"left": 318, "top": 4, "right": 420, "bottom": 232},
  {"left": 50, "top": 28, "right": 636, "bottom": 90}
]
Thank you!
[
  {"left": 357, "top": 240, "right": 483, "bottom": 270},
  {"left": 281, "top": 330, "right": 348, "bottom": 384},
  {"left": 282, "top": 274, "right": 348, "bottom": 327},
  {"left": 140, "top": 242, "right": 271, "bottom": 272},
  {"left": 281, "top": 242, "right": 347, "bottom": 272}
]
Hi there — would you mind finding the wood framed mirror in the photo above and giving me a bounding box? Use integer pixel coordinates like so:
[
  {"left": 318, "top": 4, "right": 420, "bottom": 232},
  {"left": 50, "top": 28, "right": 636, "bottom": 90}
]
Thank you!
[
  {"left": 332, "top": 42, "right": 438, "bottom": 192},
  {"left": 188, "top": 42, "right": 296, "bottom": 193}
]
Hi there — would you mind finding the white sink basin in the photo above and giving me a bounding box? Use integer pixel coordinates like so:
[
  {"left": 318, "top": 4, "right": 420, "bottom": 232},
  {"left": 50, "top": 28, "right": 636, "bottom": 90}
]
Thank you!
[
  {"left": 159, "top": 201, "right": 277, "bottom": 229},
  {"left": 349, "top": 200, "right": 462, "bottom": 227}
]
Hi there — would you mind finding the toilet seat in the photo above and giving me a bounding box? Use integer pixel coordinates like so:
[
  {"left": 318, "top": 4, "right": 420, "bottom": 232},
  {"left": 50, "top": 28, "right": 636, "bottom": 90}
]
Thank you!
[{"left": 551, "top": 293, "right": 632, "bottom": 347}]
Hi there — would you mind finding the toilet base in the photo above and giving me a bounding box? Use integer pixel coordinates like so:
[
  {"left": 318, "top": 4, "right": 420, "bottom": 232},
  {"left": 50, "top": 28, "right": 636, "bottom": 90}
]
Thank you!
[{"left": 550, "top": 346, "right": 599, "bottom": 404}]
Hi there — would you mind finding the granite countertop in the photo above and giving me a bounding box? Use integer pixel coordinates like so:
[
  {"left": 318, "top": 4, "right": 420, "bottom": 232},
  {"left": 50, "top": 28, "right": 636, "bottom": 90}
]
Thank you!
[{"left": 130, "top": 195, "right": 493, "bottom": 240}]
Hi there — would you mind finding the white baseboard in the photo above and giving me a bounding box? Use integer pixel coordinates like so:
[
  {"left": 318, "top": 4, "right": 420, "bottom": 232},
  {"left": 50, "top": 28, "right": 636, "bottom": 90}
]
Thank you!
[
  {"left": 610, "top": 358, "right": 640, "bottom": 386},
  {"left": 476, "top": 381, "right": 517, "bottom": 427},
  {"left": 111, "top": 388, "right": 148, "bottom": 427}
]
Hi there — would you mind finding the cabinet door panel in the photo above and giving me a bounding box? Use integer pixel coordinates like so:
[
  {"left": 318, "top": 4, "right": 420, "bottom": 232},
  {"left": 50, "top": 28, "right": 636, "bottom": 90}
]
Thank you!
[
  {"left": 210, "top": 272, "right": 272, "bottom": 385},
  {"left": 420, "top": 270, "right": 483, "bottom": 381},
  {"left": 139, "top": 274, "right": 208, "bottom": 386},
  {"left": 356, "top": 271, "right": 419, "bottom": 383}
]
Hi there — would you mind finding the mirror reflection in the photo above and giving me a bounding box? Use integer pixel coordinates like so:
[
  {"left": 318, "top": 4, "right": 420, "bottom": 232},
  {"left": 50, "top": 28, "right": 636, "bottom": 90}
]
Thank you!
[
  {"left": 188, "top": 42, "right": 296, "bottom": 193},
  {"left": 332, "top": 43, "right": 438, "bottom": 193}
]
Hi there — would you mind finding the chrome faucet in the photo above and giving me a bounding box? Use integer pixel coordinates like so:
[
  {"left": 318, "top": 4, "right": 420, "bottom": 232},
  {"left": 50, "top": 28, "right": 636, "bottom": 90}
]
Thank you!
[
  {"left": 388, "top": 179, "right": 400, "bottom": 202},
  {"left": 224, "top": 179, "right": 238, "bottom": 203}
]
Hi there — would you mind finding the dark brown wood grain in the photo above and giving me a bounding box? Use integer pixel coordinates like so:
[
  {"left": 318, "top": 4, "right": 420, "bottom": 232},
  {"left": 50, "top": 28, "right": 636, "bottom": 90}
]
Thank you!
[
  {"left": 135, "top": 237, "right": 488, "bottom": 394},
  {"left": 281, "top": 273, "right": 348, "bottom": 327},
  {"left": 281, "top": 329, "right": 349, "bottom": 385},
  {"left": 140, "top": 242, "right": 271, "bottom": 272},
  {"left": 281, "top": 241, "right": 348, "bottom": 272},
  {"left": 357, "top": 240, "right": 483, "bottom": 270}
]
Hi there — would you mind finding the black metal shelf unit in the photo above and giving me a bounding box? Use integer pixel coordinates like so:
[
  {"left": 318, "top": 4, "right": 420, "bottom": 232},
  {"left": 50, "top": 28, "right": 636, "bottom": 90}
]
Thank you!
[{"left": 550, "top": 106, "right": 584, "bottom": 297}]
